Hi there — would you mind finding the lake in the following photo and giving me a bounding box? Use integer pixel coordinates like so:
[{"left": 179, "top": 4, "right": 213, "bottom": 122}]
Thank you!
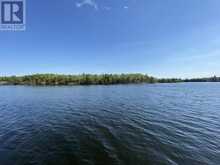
[{"left": 0, "top": 83, "right": 219, "bottom": 165}]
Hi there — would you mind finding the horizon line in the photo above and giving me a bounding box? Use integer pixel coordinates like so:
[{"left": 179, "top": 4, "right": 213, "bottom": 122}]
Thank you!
[{"left": 0, "top": 72, "right": 219, "bottom": 80}]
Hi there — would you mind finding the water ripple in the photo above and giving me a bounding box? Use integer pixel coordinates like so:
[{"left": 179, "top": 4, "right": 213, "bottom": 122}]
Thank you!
[{"left": 0, "top": 83, "right": 220, "bottom": 165}]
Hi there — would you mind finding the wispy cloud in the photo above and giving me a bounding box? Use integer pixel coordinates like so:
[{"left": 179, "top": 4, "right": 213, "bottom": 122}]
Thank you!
[
  {"left": 76, "top": 0, "right": 98, "bottom": 10},
  {"left": 75, "top": 0, "right": 130, "bottom": 11}
]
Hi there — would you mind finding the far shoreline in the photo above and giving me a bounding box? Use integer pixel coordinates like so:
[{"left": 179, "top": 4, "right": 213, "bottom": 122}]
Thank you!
[{"left": 0, "top": 73, "right": 219, "bottom": 86}]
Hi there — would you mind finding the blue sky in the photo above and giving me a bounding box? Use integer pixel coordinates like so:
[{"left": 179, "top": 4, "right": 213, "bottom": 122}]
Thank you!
[{"left": 1, "top": 0, "right": 220, "bottom": 78}]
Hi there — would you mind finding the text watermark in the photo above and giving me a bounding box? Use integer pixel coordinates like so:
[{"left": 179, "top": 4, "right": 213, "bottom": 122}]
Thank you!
[{"left": 0, "top": 0, "right": 25, "bottom": 31}]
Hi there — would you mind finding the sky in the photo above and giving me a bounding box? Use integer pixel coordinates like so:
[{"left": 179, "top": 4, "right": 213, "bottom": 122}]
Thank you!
[{"left": 1, "top": 0, "right": 220, "bottom": 78}]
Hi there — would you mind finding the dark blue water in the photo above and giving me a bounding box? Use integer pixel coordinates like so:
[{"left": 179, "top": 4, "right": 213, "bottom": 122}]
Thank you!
[{"left": 0, "top": 83, "right": 220, "bottom": 165}]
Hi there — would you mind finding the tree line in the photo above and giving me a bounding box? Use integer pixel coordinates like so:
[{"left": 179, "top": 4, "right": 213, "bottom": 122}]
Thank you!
[
  {"left": 0, "top": 74, "right": 156, "bottom": 85},
  {"left": 158, "top": 76, "right": 220, "bottom": 83},
  {"left": 0, "top": 74, "right": 219, "bottom": 85}
]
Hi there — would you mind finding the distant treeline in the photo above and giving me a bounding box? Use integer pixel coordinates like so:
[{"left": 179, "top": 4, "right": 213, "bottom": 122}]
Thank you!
[
  {"left": 0, "top": 74, "right": 156, "bottom": 85},
  {"left": 0, "top": 74, "right": 219, "bottom": 86},
  {"left": 159, "top": 76, "right": 220, "bottom": 83}
]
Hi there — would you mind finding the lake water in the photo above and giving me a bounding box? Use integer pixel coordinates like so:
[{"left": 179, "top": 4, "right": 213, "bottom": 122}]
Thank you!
[{"left": 0, "top": 83, "right": 219, "bottom": 165}]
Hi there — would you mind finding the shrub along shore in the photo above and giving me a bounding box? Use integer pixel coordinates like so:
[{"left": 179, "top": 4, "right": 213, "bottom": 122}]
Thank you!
[{"left": 0, "top": 74, "right": 219, "bottom": 85}]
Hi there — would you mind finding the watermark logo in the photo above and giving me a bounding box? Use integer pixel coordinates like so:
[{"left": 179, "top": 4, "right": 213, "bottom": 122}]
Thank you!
[{"left": 0, "top": 0, "right": 25, "bottom": 31}]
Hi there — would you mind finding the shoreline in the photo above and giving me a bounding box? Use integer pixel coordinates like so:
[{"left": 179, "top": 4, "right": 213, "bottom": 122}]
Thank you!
[
  {"left": 0, "top": 74, "right": 219, "bottom": 86},
  {"left": 0, "top": 81, "right": 219, "bottom": 87}
]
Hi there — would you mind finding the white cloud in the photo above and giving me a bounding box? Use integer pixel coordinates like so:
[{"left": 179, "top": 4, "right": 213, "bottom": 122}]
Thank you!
[
  {"left": 76, "top": 0, "right": 98, "bottom": 10},
  {"left": 75, "top": 0, "right": 130, "bottom": 11}
]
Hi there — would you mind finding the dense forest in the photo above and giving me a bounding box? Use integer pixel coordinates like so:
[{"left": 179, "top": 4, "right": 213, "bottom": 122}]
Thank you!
[
  {"left": 0, "top": 74, "right": 156, "bottom": 85},
  {"left": 158, "top": 76, "right": 220, "bottom": 83},
  {"left": 0, "top": 74, "right": 219, "bottom": 86}
]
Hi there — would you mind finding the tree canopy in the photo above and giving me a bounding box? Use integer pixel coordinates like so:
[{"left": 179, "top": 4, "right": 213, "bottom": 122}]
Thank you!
[
  {"left": 0, "top": 74, "right": 219, "bottom": 86},
  {"left": 0, "top": 74, "right": 157, "bottom": 85}
]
